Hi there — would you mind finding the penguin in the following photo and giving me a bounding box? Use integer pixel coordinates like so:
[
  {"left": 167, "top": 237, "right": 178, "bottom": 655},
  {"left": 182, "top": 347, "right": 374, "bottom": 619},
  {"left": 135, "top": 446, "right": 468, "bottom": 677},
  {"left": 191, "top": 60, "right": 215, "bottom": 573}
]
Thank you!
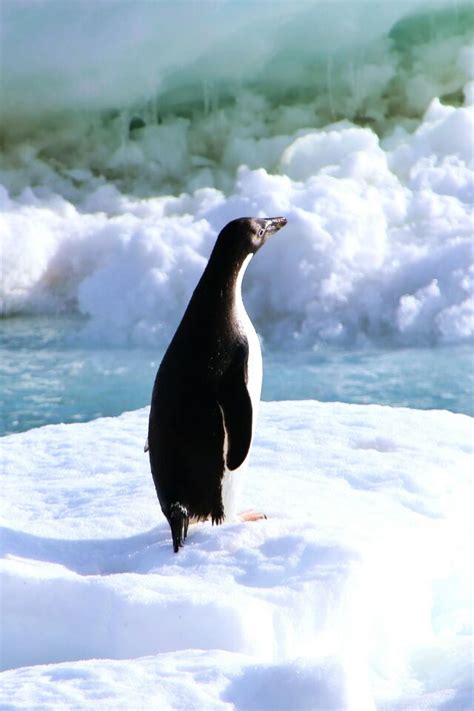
[{"left": 147, "top": 216, "right": 287, "bottom": 552}]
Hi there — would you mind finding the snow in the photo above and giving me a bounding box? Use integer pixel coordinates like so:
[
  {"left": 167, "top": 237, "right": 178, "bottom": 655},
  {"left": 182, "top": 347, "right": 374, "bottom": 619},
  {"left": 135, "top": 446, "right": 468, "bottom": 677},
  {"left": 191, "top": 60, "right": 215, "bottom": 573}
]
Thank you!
[
  {"left": 1, "top": 401, "right": 472, "bottom": 709},
  {"left": 1, "top": 97, "right": 473, "bottom": 348}
]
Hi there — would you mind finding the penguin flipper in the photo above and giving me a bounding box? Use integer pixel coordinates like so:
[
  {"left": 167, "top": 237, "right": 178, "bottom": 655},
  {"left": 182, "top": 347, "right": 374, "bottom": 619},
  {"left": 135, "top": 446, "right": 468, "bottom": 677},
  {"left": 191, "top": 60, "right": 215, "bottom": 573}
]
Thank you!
[{"left": 217, "top": 349, "right": 253, "bottom": 471}]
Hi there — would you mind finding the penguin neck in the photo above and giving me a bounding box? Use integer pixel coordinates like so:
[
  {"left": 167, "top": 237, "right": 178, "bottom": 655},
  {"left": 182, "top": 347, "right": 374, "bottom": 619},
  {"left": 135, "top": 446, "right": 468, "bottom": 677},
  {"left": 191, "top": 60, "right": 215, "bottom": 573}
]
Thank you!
[
  {"left": 233, "top": 254, "right": 253, "bottom": 306},
  {"left": 200, "top": 251, "right": 253, "bottom": 307}
]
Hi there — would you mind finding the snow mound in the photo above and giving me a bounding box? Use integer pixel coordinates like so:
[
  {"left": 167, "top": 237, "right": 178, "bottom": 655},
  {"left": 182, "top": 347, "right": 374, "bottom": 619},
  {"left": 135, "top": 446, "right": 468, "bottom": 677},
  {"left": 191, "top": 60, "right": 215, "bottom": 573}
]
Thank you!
[
  {"left": 1, "top": 401, "right": 472, "bottom": 709},
  {"left": 1, "top": 100, "right": 473, "bottom": 347}
]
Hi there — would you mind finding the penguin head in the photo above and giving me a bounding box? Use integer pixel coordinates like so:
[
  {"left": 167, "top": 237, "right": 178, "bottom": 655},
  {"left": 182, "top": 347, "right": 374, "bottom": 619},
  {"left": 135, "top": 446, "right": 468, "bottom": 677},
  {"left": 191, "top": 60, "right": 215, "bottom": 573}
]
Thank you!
[
  {"left": 217, "top": 216, "right": 287, "bottom": 261},
  {"left": 248, "top": 216, "right": 288, "bottom": 252}
]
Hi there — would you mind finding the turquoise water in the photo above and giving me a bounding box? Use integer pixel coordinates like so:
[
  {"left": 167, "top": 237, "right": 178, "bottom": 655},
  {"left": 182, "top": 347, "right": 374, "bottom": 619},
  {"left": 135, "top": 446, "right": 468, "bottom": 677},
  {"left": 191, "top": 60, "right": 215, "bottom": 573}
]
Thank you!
[{"left": 1, "top": 316, "right": 472, "bottom": 436}]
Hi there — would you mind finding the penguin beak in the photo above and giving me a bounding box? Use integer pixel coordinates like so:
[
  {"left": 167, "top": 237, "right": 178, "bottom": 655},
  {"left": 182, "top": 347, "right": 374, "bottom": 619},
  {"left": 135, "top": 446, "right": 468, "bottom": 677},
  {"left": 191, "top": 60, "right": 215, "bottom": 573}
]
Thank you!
[{"left": 264, "top": 216, "right": 287, "bottom": 235}]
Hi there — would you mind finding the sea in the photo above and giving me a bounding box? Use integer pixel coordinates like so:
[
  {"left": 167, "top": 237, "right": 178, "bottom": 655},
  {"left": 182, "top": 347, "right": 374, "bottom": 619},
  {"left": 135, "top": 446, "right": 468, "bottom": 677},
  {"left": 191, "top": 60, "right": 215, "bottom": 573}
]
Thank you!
[{"left": 1, "top": 315, "right": 472, "bottom": 435}]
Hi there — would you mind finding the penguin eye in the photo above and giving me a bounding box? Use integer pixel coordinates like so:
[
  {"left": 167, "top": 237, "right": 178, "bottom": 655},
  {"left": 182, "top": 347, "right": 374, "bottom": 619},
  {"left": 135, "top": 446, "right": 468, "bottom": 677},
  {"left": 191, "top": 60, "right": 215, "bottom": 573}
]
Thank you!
[{"left": 258, "top": 228, "right": 265, "bottom": 238}]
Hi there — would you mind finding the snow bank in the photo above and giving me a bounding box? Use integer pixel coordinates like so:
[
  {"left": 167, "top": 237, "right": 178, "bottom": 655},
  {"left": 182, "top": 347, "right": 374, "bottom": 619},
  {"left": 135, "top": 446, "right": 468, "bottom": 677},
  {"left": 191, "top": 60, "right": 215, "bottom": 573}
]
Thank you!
[{"left": 1, "top": 401, "right": 472, "bottom": 709}]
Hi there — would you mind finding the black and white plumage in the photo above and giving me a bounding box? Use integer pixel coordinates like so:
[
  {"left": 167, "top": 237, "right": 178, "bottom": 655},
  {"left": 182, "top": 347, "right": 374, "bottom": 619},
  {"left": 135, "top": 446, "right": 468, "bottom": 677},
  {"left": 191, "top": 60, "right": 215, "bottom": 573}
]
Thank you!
[{"left": 147, "top": 216, "right": 287, "bottom": 552}]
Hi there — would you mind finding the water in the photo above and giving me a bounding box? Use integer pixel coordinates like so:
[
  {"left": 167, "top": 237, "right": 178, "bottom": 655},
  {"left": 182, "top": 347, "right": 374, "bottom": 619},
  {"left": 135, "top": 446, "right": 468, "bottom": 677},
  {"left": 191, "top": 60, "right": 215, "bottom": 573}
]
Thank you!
[{"left": 1, "top": 315, "right": 472, "bottom": 436}]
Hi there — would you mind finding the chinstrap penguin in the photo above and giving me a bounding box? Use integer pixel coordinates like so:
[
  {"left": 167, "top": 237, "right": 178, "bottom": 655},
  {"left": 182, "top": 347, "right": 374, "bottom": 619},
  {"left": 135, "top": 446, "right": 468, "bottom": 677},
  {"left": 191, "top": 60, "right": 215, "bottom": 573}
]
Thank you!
[{"left": 147, "top": 216, "right": 287, "bottom": 552}]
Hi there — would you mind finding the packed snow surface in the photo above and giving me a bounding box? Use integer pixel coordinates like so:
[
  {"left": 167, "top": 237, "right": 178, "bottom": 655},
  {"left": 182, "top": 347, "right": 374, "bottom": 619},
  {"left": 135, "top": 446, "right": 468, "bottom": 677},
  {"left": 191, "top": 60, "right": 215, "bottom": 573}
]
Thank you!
[
  {"left": 1, "top": 401, "right": 472, "bottom": 709},
  {"left": 1, "top": 1, "right": 473, "bottom": 348}
]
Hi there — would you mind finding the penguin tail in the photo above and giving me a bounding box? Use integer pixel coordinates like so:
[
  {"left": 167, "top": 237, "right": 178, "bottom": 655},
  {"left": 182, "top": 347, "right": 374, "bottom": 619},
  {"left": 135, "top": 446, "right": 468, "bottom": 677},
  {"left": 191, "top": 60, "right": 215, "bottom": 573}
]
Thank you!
[{"left": 168, "top": 502, "right": 189, "bottom": 553}]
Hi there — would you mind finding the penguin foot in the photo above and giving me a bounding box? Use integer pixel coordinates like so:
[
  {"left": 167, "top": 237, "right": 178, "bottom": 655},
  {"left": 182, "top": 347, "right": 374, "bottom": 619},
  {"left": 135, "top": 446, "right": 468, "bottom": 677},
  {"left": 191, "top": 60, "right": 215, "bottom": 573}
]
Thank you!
[
  {"left": 211, "top": 502, "right": 225, "bottom": 526},
  {"left": 239, "top": 510, "right": 267, "bottom": 522},
  {"left": 168, "top": 503, "right": 189, "bottom": 553}
]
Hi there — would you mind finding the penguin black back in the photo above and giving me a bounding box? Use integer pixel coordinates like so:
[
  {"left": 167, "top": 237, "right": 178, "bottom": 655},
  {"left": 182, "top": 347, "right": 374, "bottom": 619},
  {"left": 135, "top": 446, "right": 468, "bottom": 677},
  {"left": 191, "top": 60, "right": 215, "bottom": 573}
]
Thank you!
[{"left": 148, "top": 216, "right": 287, "bottom": 551}]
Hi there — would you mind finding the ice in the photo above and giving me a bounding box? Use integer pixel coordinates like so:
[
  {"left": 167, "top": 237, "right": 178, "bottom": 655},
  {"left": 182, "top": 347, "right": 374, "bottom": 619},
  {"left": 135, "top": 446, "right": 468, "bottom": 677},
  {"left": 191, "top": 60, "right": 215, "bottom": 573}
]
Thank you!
[
  {"left": 1, "top": 401, "right": 472, "bottom": 708},
  {"left": 2, "top": 1, "right": 466, "bottom": 120}
]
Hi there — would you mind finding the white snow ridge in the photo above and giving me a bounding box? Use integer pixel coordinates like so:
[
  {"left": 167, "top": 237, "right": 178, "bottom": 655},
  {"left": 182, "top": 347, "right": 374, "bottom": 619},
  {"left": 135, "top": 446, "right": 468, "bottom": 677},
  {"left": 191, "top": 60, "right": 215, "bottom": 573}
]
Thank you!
[{"left": 1, "top": 402, "right": 472, "bottom": 709}]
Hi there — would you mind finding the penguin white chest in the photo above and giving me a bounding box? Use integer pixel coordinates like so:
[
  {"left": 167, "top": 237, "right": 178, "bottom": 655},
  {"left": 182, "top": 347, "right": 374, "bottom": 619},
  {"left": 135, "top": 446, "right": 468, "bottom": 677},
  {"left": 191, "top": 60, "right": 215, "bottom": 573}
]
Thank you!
[
  {"left": 234, "top": 255, "right": 263, "bottom": 412},
  {"left": 221, "top": 254, "right": 262, "bottom": 520}
]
